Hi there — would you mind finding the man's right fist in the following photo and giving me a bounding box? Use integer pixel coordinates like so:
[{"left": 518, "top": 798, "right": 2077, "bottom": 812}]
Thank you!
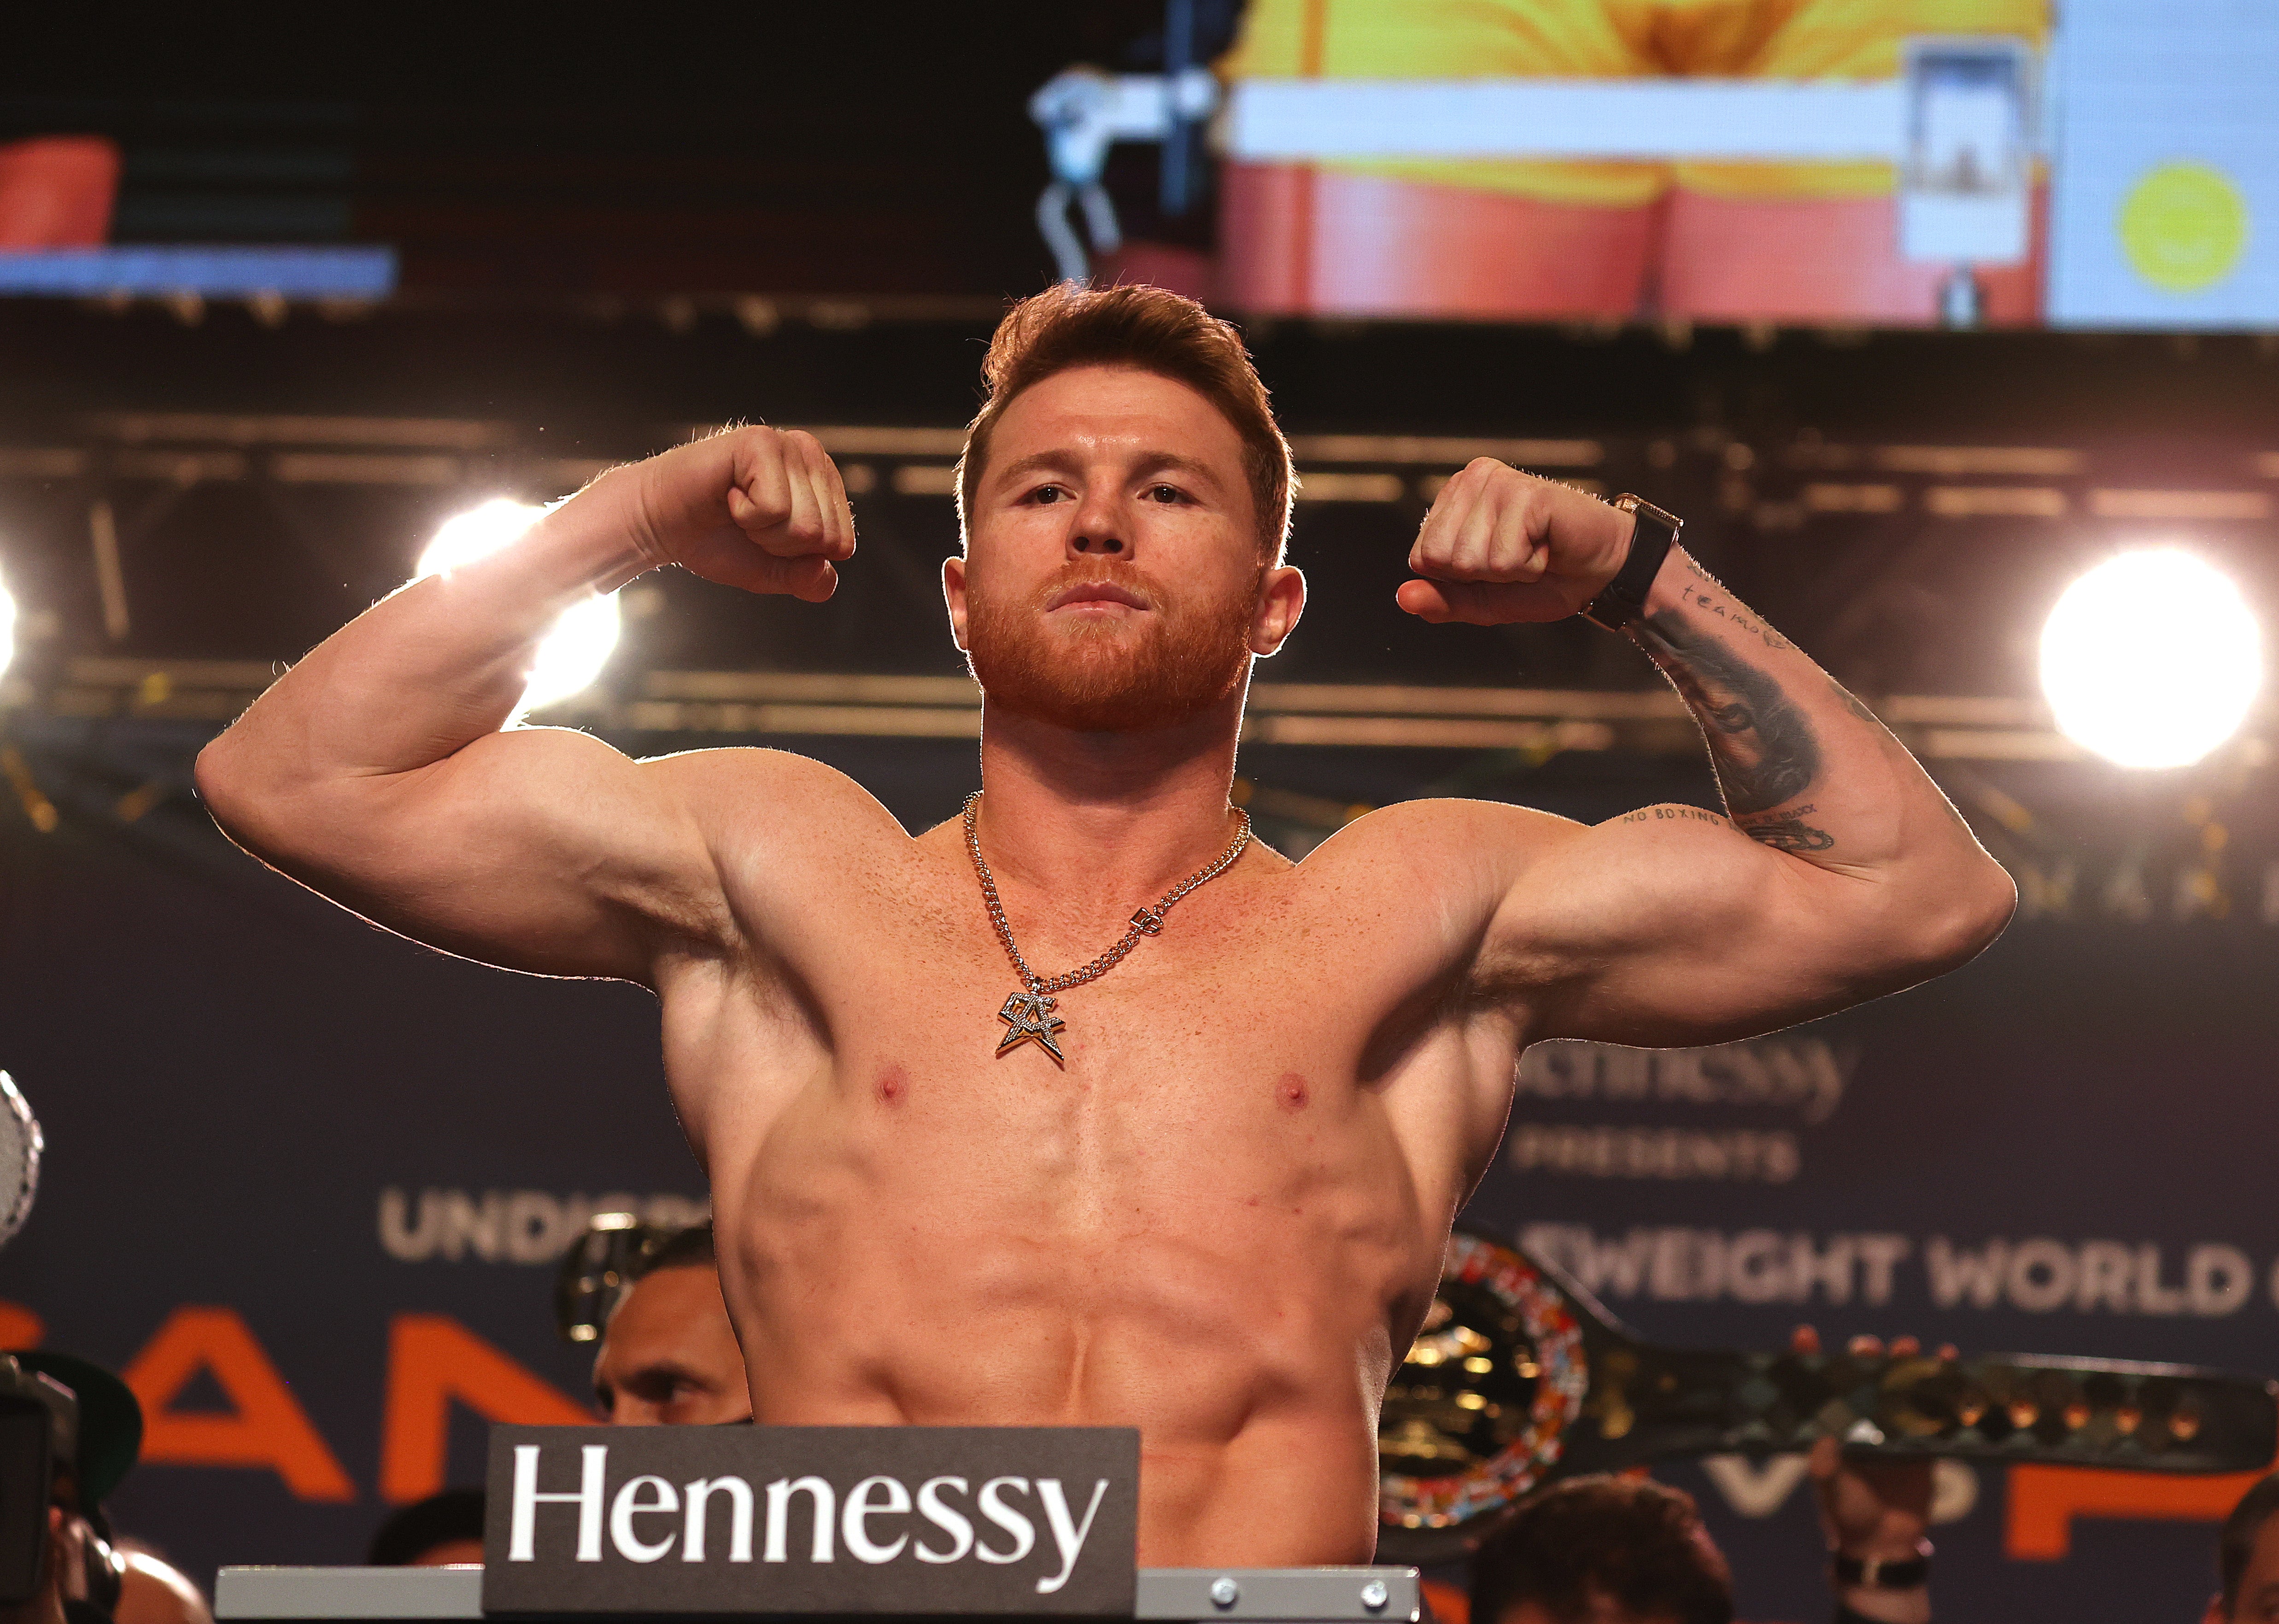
[{"left": 608, "top": 425, "right": 855, "bottom": 601}]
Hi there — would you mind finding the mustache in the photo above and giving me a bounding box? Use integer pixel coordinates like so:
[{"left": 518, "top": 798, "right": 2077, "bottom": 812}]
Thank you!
[{"left": 1021, "top": 564, "right": 1165, "bottom": 612}]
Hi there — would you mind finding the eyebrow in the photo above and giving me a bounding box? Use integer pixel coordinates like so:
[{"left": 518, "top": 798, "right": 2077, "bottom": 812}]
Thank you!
[
  {"left": 991, "top": 449, "right": 1231, "bottom": 493},
  {"left": 631, "top": 1358, "right": 702, "bottom": 1384}
]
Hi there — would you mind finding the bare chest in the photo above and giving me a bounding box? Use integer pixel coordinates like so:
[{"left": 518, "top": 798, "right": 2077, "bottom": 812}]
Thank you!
[
  {"left": 675, "top": 843, "right": 1480, "bottom": 1223},
  {"left": 808, "top": 869, "right": 1406, "bottom": 1155},
  {"left": 653, "top": 831, "right": 1515, "bottom": 1425},
  {"left": 953, "top": 876, "right": 1320, "bottom": 1047}
]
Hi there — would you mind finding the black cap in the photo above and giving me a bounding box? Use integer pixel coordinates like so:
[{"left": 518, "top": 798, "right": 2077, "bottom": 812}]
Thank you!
[
  {"left": 8, "top": 1351, "right": 141, "bottom": 1508},
  {"left": 368, "top": 1489, "right": 486, "bottom": 1566}
]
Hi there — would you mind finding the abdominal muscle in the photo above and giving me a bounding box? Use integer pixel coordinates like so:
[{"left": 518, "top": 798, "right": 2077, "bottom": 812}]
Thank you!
[{"left": 709, "top": 1049, "right": 1430, "bottom": 1566}]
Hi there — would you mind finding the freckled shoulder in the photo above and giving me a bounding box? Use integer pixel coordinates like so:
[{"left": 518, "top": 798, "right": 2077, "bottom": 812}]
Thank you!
[
  {"left": 637, "top": 749, "right": 923, "bottom": 951},
  {"left": 642, "top": 746, "right": 915, "bottom": 860},
  {"left": 1266, "top": 799, "right": 1594, "bottom": 964},
  {"left": 1293, "top": 796, "right": 1585, "bottom": 884}
]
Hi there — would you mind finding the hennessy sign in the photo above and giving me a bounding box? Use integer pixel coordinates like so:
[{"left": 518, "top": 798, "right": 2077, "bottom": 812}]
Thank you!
[
  {"left": 1377, "top": 1227, "right": 2279, "bottom": 1560},
  {"left": 485, "top": 1425, "right": 1139, "bottom": 1616}
]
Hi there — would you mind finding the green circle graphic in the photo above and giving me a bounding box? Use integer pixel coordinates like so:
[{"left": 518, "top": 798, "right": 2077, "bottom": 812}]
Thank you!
[{"left": 2119, "top": 162, "right": 2249, "bottom": 294}]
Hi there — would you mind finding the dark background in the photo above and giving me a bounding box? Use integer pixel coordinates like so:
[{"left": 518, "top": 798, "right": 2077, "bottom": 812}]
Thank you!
[{"left": 0, "top": 5, "right": 1156, "bottom": 298}]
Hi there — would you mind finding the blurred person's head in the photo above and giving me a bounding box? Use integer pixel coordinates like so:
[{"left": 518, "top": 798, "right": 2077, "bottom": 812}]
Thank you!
[
  {"left": 112, "top": 1542, "right": 212, "bottom": 1624},
  {"left": 0, "top": 1350, "right": 152, "bottom": 1624},
  {"left": 592, "top": 1221, "right": 750, "bottom": 1425},
  {"left": 2208, "top": 1472, "right": 2279, "bottom": 1623},
  {"left": 367, "top": 1488, "right": 485, "bottom": 1567},
  {"left": 945, "top": 283, "right": 1305, "bottom": 735},
  {"left": 1469, "top": 1475, "right": 1734, "bottom": 1624}
]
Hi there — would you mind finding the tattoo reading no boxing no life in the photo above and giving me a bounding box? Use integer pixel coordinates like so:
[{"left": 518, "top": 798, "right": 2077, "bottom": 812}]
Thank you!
[{"left": 1633, "top": 608, "right": 1834, "bottom": 853}]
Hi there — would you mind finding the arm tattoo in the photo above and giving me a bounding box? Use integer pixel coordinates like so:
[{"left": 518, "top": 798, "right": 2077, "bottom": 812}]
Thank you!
[
  {"left": 1734, "top": 807, "right": 1835, "bottom": 853},
  {"left": 1634, "top": 609, "right": 1822, "bottom": 818},
  {"left": 1674, "top": 560, "right": 1793, "bottom": 652},
  {"left": 1619, "top": 805, "right": 1731, "bottom": 829},
  {"left": 1620, "top": 797, "right": 1834, "bottom": 852}
]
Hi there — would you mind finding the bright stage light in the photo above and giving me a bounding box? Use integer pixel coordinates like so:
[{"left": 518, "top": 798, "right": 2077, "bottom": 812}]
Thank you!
[
  {"left": 2039, "top": 548, "right": 2262, "bottom": 770},
  {"left": 416, "top": 498, "right": 621, "bottom": 713},
  {"left": 416, "top": 497, "right": 545, "bottom": 578},
  {"left": 0, "top": 570, "right": 14, "bottom": 681}
]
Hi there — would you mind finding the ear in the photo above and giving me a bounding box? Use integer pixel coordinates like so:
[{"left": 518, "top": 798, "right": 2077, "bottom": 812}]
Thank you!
[
  {"left": 943, "top": 555, "right": 970, "bottom": 652},
  {"left": 1248, "top": 564, "right": 1306, "bottom": 656}
]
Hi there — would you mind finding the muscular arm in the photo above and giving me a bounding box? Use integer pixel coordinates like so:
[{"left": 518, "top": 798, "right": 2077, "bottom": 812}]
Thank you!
[
  {"left": 1401, "top": 462, "right": 2014, "bottom": 1044},
  {"left": 193, "top": 427, "right": 855, "bottom": 983},
  {"left": 1542, "top": 543, "right": 2010, "bottom": 1037}
]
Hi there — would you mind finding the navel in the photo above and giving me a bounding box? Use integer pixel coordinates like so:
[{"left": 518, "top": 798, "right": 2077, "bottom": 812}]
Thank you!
[
  {"left": 1276, "top": 1072, "right": 1310, "bottom": 1111},
  {"left": 876, "top": 1064, "right": 910, "bottom": 1107}
]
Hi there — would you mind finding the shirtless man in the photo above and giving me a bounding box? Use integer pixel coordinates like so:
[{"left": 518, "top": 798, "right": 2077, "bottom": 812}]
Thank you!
[{"left": 194, "top": 283, "right": 2013, "bottom": 1568}]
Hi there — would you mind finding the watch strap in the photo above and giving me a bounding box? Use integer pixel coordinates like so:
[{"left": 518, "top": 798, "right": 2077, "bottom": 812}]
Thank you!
[{"left": 1580, "top": 495, "right": 1682, "bottom": 630}]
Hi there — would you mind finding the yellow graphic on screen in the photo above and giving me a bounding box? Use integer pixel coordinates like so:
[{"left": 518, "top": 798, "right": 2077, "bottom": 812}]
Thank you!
[{"left": 2120, "top": 162, "right": 2249, "bottom": 294}]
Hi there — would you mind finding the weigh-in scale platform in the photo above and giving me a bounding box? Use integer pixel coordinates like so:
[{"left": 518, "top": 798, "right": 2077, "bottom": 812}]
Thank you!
[{"left": 216, "top": 1565, "right": 1423, "bottom": 1624}]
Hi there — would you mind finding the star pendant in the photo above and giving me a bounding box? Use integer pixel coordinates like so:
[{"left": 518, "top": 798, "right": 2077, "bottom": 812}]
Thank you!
[{"left": 996, "top": 990, "right": 1067, "bottom": 1065}]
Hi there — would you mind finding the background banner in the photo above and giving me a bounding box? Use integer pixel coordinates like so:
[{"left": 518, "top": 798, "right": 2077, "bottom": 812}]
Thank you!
[{"left": 0, "top": 742, "right": 2268, "bottom": 1623}]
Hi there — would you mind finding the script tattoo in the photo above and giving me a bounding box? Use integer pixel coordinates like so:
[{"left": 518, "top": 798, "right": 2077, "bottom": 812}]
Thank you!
[
  {"left": 1619, "top": 805, "right": 1731, "bottom": 830},
  {"left": 1635, "top": 610, "right": 1822, "bottom": 818},
  {"left": 1676, "top": 561, "right": 1794, "bottom": 653}
]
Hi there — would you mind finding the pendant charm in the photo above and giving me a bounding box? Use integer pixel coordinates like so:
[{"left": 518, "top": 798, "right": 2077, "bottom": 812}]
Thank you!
[{"left": 996, "top": 990, "right": 1067, "bottom": 1064}]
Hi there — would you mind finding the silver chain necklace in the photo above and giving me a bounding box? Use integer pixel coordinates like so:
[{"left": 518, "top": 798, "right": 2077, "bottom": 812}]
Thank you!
[{"left": 962, "top": 789, "right": 1251, "bottom": 1064}]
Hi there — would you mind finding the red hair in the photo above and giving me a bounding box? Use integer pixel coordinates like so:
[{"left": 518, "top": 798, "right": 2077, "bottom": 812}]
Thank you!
[{"left": 955, "top": 283, "right": 1295, "bottom": 560}]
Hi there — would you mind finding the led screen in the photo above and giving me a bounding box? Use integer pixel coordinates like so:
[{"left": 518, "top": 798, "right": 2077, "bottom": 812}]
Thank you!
[{"left": 1196, "top": 0, "right": 2277, "bottom": 328}]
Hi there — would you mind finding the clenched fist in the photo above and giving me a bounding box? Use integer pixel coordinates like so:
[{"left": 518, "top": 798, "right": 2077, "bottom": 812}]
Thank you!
[
  {"left": 592, "top": 425, "right": 856, "bottom": 602},
  {"left": 1396, "top": 459, "right": 1636, "bottom": 626}
]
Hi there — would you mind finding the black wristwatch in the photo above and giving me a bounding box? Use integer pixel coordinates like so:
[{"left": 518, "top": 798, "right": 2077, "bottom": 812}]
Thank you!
[{"left": 1580, "top": 495, "right": 1682, "bottom": 631}]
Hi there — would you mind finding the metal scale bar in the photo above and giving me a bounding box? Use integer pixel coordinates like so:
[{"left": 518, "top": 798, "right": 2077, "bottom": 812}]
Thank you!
[{"left": 217, "top": 1565, "right": 1423, "bottom": 1624}]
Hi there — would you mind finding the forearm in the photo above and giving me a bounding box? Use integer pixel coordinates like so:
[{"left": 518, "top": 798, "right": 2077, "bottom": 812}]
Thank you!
[
  {"left": 1627, "top": 546, "right": 1983, "bottom": 883},
  {"left": 199, "top": 479, "right": 651, "bottom": 813}
]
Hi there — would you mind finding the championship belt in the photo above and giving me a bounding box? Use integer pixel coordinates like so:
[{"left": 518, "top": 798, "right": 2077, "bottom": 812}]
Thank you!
[{"left": 1378, "top": 1226, "right": 2279, "bottom": 1560}]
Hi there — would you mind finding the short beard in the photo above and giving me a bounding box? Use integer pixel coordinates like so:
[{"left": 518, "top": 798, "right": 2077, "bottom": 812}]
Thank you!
[{"left": 965, "top": 563, "right": 1260, "bottom": 733}]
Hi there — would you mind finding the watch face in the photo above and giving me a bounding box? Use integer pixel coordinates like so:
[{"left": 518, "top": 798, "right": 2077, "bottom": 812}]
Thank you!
[{"left": 1378, "top": 1230, "right": 1590, "bottom": 1555}]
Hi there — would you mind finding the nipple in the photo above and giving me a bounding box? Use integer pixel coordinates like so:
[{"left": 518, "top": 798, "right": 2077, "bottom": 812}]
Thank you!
[
  {"left": 877, "top": 1064, "right": 909, "bottom": 1106},
  {"left": 1277, "top": 1072, "right": 1310, "bottom": 1111}
]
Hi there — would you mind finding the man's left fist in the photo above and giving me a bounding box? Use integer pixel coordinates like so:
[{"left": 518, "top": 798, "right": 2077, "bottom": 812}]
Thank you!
[{"left": 1396, "top": 459, "right": 1635, "bottom": 626}]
